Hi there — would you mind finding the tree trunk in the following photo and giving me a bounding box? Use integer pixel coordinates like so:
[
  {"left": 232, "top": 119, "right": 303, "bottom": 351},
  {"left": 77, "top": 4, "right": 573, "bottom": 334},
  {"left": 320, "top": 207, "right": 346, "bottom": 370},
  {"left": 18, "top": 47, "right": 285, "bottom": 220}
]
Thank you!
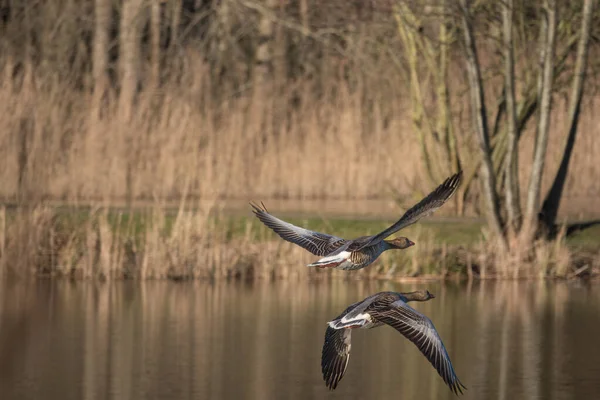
[
  {"left": 523, "top": 0, "right": 557, "bottom": 237},
  {"left": 299, "top": 0, "right": 309, "bottom": 34},
  {"left": 438, "top": 0, "right": 459, "bottom": 175},
  {"left": 92, "top": 0, "right": 111, "bottom": 119},
  {"left": 459, "top": 0, "right": 507, "bottom": 248},
  {"left": 169, "top": 0, "right": 182, "bottom": 52},
  {"left": 150, "top": 0, "right": 161, "bottom": 88},
  {"left": 394, "top": 3, "right": 450, "bottom": 187},
  {"left": 119, "top": 0, "right": 144, "bottom": 207},
  {"left": 119, "top": 0, "right": 144, "bottom": 122},
  {"left": 254, "top": 0, "right": 277, "bottom": 86},
  {"left": 540, "top": 0, "right": 595, "bottom": 231},
  {"left": 535, "top": 6, "right": 548, "bottom": 139},
  {"left": 502, "top": 0, "right": 521, "bottom": 233}
]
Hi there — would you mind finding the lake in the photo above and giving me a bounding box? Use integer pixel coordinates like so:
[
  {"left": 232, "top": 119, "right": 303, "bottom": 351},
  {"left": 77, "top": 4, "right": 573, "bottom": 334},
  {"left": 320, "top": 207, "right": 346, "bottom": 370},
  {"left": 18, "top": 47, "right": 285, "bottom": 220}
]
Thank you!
[{"left": 1, "top": 279, "right": 599, "bottom": 400}]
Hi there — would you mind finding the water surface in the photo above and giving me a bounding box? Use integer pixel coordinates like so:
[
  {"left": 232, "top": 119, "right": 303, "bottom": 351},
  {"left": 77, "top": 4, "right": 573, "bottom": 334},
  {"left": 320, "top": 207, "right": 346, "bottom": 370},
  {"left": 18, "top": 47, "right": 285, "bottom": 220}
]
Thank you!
[{"left": 1, "top": 279, "right": 599, "bottom": 400}]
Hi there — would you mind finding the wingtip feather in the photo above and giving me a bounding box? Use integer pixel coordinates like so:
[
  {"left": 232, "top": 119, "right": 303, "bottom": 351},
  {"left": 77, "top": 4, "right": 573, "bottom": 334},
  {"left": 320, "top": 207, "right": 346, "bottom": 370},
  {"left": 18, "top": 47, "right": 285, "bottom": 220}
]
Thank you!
[
  {"left": 249, "top": 200, "right": 269, "bottom": 214},
  {"left": 450, "top": 378, "right": 467, "bottom": 396},
  {"left": 440, "top": 170, "right": 463, "bottom": 200}
]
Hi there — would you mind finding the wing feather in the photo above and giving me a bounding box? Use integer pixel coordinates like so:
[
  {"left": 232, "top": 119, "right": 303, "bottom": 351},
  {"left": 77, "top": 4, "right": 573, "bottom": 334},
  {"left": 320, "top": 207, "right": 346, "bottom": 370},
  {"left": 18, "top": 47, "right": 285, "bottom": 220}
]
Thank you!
[
  {"left": 356, "top": 171, "right": 462, "bottom": 250},
  {"left": 250, "top": 202, "right": 346, "bottom": 256},
  {"left": 369, "top": 300, "right": 467, "bottom": 395},
  {"left": 321, "top": 326, "right": 352, "bottom": 390}
]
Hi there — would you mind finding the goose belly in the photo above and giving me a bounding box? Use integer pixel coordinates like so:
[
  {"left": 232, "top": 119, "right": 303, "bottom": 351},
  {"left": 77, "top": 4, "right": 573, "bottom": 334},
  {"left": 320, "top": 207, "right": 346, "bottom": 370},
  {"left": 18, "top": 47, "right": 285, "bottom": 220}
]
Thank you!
[
  {"left": 307, "top": 251, "right": 352, "bottom": 269},
  {"left": 329, "top": 313, "right": 383, "bottom": 330},
  {"left": 330, "top": 312, "right": 374, "bottom": 329},
  {"left": 338, "top": 246, "right": 385, "bottom": 271},
  {"left": 308, "top": 245, "right": 385, "bottom": 270}
]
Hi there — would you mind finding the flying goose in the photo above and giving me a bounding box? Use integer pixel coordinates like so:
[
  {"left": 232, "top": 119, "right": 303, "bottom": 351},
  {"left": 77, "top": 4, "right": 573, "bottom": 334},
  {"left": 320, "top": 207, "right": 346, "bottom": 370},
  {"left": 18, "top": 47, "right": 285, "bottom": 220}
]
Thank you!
[
  {"left": 322, "top": 290, "right": 466, "bottom": 394},
  {"left": 250, "top": 171, "right": 462, "bottom": 271}
]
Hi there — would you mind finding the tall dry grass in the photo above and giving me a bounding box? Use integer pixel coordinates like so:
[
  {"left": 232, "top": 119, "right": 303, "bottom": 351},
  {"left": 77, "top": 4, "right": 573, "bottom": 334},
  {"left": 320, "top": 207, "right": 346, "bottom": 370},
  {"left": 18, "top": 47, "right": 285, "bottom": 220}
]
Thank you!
[
  {"left": 0, "top": 200, "right": 452, "bottom": 280},
  {"left": 0, "top": 54, "right": 599, "bottom": 280},
  {"left": 0, "top": 64, "right": 416, "bottom": 203},
  {"left": 0, "top": 1, "right": 599, "bottom": 212},
  {"left": 2, "top": 200, "right": 598, "bottom": 280},
  {"left": 1, "top": 58, "right": 600, "bottom": 213},
  {"left": 0, "top": 1, "right": 599, "bottom": 280}
]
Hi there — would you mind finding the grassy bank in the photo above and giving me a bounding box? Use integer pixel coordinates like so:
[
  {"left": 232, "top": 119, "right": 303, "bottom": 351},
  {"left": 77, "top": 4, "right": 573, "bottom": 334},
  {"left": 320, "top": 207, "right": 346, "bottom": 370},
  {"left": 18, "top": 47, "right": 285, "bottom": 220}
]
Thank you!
[{"left": 1, "top": 204, "right": 598, "bottom": 281}]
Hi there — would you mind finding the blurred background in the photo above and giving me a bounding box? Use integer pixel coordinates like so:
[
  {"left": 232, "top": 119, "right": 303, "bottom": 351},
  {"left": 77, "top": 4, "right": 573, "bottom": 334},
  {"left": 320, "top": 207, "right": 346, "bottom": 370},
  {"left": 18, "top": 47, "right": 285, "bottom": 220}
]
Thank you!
[{"left": 0, "top": 0, "right": 599, "bottom": 399}]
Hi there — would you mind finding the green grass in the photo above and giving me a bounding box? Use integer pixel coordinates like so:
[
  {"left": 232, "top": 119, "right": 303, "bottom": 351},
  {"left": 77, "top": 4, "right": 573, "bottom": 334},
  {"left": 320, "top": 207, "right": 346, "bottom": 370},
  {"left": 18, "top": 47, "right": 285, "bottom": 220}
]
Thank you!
[
  {"left": 8, "top": 205, "right": 600, "bottom": 249},
  {"left": 220, "top": 213, "right": 600, "bottom": 248},
  {"left": 2, "top": 205, "right": 598, "bottom": 280},
  {"left": 222, "top": 214, "right": 486, "bottom": 246},
  {"left": 565, "top": 224, "right": 600, "bottom": 248}
]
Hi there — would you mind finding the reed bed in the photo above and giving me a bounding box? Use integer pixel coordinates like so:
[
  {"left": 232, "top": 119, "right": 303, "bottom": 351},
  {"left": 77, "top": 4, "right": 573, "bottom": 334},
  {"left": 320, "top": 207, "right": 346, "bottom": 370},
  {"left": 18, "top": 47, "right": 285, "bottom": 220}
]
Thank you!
[
  {"left": 0, "top": 59, "right": 600, "bottom": 212},
  {"left": 0, "top": 67, "right": 599, "bottom": 280},
  {"left": 1, "top": 2, "right": 599, "bottom": 281},
  {"left": 0, "top": 202, "right": 598, "bottom": 281}
]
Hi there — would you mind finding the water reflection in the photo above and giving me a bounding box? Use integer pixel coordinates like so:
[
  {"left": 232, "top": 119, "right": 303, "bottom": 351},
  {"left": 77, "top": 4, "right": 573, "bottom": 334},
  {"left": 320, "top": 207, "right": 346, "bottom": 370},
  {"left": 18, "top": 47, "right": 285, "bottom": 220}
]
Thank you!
[{"left": 1, "top": 279, "right": 599, "bottom": 400}]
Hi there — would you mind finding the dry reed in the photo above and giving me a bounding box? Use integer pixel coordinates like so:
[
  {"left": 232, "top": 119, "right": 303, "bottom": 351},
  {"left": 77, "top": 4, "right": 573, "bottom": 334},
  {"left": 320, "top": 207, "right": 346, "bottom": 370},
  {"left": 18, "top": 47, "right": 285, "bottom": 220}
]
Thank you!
[
  {"left": 0, "top": 1, "right": 599, "bottom": 280},
  {"left": 1, "top": 202, "right": 597, "bottom": 280},
  {"left": 0, "top": 58, "right": 599, "bottom": 215}
]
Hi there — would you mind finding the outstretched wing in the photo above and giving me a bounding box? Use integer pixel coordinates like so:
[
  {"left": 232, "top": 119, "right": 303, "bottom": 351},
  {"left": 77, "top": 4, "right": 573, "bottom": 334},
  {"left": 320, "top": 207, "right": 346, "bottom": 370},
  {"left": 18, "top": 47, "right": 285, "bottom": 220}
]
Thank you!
[
  {"left": 250, "top": 202, "right": 346, "bottom": 256},
  {"left": 356, "top": 171, "right": 462, "bottom": 249},
  {"left": 321, "top": 326, "right": 352, "bottom": 390},
  {"left": 369, "top": 300, "right": 466, "bottom": 395}
]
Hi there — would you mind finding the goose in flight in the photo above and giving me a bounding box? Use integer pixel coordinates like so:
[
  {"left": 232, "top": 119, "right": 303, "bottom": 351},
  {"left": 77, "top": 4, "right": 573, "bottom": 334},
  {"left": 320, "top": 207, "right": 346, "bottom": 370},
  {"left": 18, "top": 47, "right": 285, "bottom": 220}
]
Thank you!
[
  {"left": 321, "top": 290, "right": 466, "bottom": 394},
  {"left": 250, "top": 171, "right": 462, "bottom": 271}
]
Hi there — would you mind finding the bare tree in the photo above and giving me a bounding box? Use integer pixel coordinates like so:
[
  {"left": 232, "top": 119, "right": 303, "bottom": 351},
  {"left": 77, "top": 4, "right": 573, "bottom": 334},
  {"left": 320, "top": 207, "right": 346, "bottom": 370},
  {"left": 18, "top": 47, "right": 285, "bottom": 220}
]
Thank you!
[
  {"left": 119, "top": 0, "right": 145, "bottom": 207},
  {"left": 459, "top": 0, "right": 507, "bottom": 247},
  {"left": 254, "top": 0, "right": 278, "bottom": 86},
  {"left": 523, "top": 0, "right": 557, "bottom": 239},
  {"left": 394, "top": 4, "right": 439, "bottom": 187},
  {"left": 453, "top": 0, "right": 594, "bottom": 257},
  {"left": 168, "top": 0, "right": 182, "bottom": 53},
  {"left": 503, "top": 0, "right": 521, "bottom": 233},
  {"left": 119, "top": 0, "right": 144, "bottom": 122},
  {"left": 92, "top": 0, "right": 111, "bottom": 119},
  {"left": 394, "top": 2, "right": 461, "bottom": 189},
  {"left": 150, "top": 0, "right": 161, "bottom": 88},
  {"left": 541, "top": 0, "right": 596, "bottom": 231},
  {"left": 299, "top": 0, "right": 309, "bottom": 33}
]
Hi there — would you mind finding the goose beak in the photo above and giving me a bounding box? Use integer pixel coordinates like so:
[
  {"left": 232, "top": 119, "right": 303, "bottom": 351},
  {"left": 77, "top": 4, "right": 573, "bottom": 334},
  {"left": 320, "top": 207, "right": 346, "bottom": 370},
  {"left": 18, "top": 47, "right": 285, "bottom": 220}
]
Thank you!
[
  {"left": 429, "top": 293, "right": 436, "bottom": 299},
  {"left": 408, "top": 240, "right": 415, "bottom": 247}
]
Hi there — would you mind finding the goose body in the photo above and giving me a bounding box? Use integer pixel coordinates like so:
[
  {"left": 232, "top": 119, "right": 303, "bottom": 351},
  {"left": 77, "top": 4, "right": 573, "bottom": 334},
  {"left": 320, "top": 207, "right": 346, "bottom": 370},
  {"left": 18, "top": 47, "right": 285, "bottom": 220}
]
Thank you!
[
  {"left": 250, "top": 171, "right": 462, "bottom": 271},
  {"left": 305, "top": 240, "right": 396, "bottom": 271},
  {"left": 322, "top": 290, "right": 466, "bottom": 394}
]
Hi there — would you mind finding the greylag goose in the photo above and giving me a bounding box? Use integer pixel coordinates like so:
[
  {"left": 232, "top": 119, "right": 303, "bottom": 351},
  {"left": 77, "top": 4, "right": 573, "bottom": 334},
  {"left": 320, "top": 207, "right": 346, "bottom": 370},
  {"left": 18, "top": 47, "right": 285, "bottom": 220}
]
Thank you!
[
  {"left": 322, "top": 290, "right": 466, "bottom": 394},
  {"left": 250, "top": 171, "right": 462, "bottom": 271}
]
